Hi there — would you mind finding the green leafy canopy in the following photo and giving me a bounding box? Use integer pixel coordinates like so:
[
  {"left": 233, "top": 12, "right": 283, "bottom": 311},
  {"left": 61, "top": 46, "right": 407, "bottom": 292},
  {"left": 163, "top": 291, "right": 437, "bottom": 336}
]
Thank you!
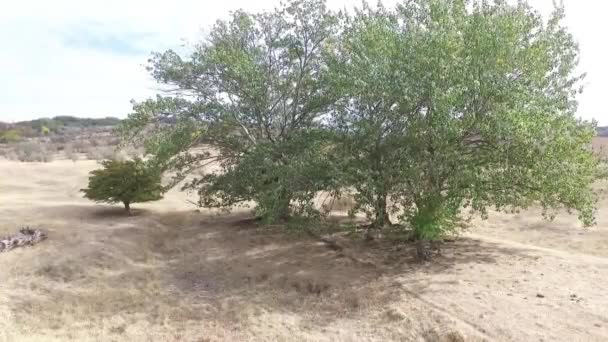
[
  {"left": 81, "top": 158, "right": 164, "bottom": 211},
  {"left": 119, "top": 0, "right": 341, "bottom": 222},
  {"left": 120, "top": 0, "right": 602, "bottom": 241},
  {"left": 327, "top": 0, "right": 600, "bottom": 239}
]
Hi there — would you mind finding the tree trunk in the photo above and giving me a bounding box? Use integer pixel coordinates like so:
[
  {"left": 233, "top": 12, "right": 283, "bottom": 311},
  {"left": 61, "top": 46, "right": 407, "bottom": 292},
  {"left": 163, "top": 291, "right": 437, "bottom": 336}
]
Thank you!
[
  {"left": 366, "top": 192, "right": 391, "bottom": 241},
  {"left": 276, "top": 199, "right": 291, "bottom": 222},
  {"left": 274, "top": 188, "right": 292, "bottom": 222},
  {"left": 365, "top": 193, "right": 391, "bottom": 241},
  {"left": 415, "top": 240, "right": 432, "bottom": 261},
  {"left": 368, "top": 147, "right": 390, "bottom": 232},
  {"left": 411, "top": 197, "right": 449, "bottom": 261},
  {"left": 373, "top": 191, "right": 391, "bottom": 227},
  {"left": 123, "top": 201, "right": 131, "bottom": 214}
]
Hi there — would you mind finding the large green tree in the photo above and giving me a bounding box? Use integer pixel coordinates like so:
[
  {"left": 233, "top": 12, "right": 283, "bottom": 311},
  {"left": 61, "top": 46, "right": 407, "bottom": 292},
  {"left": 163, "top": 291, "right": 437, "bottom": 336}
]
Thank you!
[
  {"left": 121, "top": 0, "right": 601, "bottom": 259},
  {"left": 329, "top": 0, "right": 600, "bottom": 258},
  {"left": 121, "top": 0, "right": 340, "bottom": 222}
]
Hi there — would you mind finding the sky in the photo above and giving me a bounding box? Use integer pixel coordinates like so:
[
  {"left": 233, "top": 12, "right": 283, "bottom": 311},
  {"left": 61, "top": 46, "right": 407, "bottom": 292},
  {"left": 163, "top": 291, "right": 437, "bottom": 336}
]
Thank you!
[{"left": 0, "top": 0, "right": 606, "bottom": 124}]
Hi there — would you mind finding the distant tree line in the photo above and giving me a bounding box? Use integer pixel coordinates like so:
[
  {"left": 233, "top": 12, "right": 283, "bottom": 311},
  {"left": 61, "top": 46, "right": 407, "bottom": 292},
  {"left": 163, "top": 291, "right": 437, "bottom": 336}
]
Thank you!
[
  {"left": 0, "top": 116, "right": 121, "bottom": 143},
  {"left": 597, "top": 126, "right": 608, "bottom": 137}
]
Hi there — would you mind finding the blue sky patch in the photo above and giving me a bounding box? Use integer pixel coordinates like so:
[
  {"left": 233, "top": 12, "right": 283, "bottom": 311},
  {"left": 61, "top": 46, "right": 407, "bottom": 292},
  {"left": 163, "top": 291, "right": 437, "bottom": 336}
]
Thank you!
[{"left": 61, "top": 23, "right": 156, "bottom": 56}]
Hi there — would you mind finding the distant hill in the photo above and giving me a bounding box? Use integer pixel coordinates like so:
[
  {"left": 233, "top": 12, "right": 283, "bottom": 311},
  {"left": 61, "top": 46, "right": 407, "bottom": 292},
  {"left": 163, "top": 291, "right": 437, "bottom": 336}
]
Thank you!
[
  {"left": 0, "top": 116, "right": 120, "bottom": 143},
  {"left": 597, "top": 126, "right": 608, "bottom": 137},
  {"left": 0, "top": 116, "right": 139, "bottom": 162}
]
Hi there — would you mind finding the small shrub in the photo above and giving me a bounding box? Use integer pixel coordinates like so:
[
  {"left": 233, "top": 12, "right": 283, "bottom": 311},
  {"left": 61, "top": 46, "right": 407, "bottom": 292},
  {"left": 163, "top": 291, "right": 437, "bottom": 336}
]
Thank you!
[
  {"left": 85, "top": 146, "right": 116, "bottom": 161},
  {"left": 107, "top": 137, "right": 121, "bottom": 146},
  {"left": 0, "top": 149, "right": 18, "bottom": 161},
  {"left": 0, "top": 130, "right": 22, "bottom": 143},
  {"left": 81, "top": 158, "right": 164, "bottom": 212},
  {"left": 74, "top": 141, "right": 91, "bottom": 153},
  {"left": 50, "top": 135, "right": 67, "bottom": 144},
  {"left": 64, "top": 144, "right": 79, "bottom": 162},
  {"left": 15, "top": 142, "right": 52, "bottom": 162}
]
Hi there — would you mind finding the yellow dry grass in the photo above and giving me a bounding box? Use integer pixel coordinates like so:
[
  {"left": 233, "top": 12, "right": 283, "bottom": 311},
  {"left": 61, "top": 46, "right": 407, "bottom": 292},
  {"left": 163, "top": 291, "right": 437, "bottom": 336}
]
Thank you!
[{"left": 1, "top": 159, "right": 607, "bottom": 341}]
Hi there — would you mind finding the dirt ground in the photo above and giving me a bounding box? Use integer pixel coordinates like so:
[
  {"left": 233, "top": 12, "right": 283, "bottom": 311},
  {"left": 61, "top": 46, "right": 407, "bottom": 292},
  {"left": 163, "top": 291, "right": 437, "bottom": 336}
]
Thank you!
[{"left": 0, "top": 160, "right": 607, "bottom": 342}]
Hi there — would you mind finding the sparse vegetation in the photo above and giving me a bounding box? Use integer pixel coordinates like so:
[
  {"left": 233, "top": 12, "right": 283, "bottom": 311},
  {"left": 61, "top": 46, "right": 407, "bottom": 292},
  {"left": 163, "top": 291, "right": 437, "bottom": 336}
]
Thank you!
[
  {"left": 0, "top": 116, "right": 123, "bottom": 162},
  {"left": 14, "top": 142, "right": 53, "bottom": 163},
  {"left": 0, "top": 116, "right": 120, "bottom": 138},
  {"left": 85, "top": 146, "right": 117, "bottom": 161},
  {"left": 81, "top": 158, "right": 164, "bottom": 213},
  {"left": 0, "top": 129, "right": 22, "bottom": 143}
]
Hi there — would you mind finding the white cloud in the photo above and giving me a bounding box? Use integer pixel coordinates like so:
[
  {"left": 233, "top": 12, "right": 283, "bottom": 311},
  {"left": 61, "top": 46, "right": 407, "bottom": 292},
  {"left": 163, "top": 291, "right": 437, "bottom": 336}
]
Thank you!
[
  {"left": 0, "top": 0, "right": 606, "bottom": 124},
  {"left": 0, "top": 0, "right": 285, "bottom": 122}
]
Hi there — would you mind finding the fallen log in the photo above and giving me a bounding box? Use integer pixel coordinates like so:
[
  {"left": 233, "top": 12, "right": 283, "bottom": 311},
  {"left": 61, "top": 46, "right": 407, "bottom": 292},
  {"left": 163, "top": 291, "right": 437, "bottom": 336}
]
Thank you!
[{"left": 0, "top": 228, "right": 47, "bottom": 253}]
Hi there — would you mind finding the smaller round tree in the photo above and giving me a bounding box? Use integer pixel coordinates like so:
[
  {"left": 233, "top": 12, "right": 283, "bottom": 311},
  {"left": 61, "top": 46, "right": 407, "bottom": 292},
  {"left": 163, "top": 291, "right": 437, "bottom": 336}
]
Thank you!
[{"left": 81, "top": 158, "right": 163, "bottom": 213}]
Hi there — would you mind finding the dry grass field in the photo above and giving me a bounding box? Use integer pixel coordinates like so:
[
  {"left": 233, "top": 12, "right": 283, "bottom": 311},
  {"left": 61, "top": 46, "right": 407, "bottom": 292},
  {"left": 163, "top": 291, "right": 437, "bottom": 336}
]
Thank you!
[{"left": 1, "top": 159, "right": 608, "bottom": 341}]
